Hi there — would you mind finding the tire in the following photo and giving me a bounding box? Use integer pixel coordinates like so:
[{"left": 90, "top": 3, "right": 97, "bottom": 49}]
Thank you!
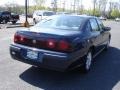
[
  {"left": 12, "top": 21, "right": 16, "bottom": 24},
  {"left": 82, "top": 50, "right": 93, "bottom": 73},
  {"left": 104, "top": 38, "right": 110, "bottom": 51},
  {"left": 3, "top": 20, "right": 7, "bottom": 24},
  {"left": 33, "top": 18, "right": 37, "bottom": 25}
]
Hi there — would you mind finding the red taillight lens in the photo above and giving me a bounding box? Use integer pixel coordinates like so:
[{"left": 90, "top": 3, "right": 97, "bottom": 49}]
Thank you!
[
  {"left": 14, "top": 34, "right": 26, "bottom": 43},
  {"left": 58, "top": 40, "right": 70, "bottom": 51},
  {"left": 46, "top": 39, "right": 56, "bottom": 48},
  {"left": 46, "top": 39, "right": 71, "bottom": 52},
  {"left": 14, "top": 34, "right": 20, "bottom": 42}
]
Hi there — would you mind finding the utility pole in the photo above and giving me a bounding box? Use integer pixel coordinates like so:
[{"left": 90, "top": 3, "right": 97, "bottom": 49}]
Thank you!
[
  {"left": 23, "top": 0, "right": 29, "bottom": 27},
  {"left": 25, "top": 0, "right": 28, "bottom": 23}
]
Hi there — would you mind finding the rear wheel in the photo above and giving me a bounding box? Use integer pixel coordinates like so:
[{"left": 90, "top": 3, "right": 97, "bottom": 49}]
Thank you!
[
  {"left": 82, "top": 50, "right": 93, "bottom": 73},
  {"left": 104, "top": 38, "right": 110, "bottom": 51},
  {"left": 33, "top": 18, "right": 37, "bottom": 24},
  {"left": 12, "top": 21, "right": 16, "bottom": 24}
]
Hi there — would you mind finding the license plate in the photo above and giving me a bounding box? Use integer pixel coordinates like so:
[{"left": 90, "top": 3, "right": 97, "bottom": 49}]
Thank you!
[{"left": 27, "top": 50, "right": 38, "bottom": 60}]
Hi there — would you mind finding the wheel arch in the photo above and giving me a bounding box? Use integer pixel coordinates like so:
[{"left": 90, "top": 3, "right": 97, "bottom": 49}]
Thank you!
[
  {"left": 89, "top": 46, "right": 95, "bottom": 56},
  {"left": 109, "top": 34, "right": 111, "bottom": 40}
]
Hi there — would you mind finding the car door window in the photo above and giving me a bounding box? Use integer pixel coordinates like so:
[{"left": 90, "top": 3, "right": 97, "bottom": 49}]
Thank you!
[
  {"left": 85, "top": 21, "right": 91, "bottom": 32},
  {"left": 96, "top": 19, "right": 104, "bottom": 30},
  {"left": 89, "top": 19, "right": 100, "bottom": 32}
]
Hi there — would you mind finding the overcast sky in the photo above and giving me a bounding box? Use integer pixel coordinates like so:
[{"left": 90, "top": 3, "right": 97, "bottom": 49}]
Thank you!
[
  {"left": 0, "top": 0, "right": 34, "bottom": 5},
  {"left": 0, "top": 0, "right": 119, "bottom": 9},
  {"left": 0, "top": 0, "right": 93, "bottom": 9}
]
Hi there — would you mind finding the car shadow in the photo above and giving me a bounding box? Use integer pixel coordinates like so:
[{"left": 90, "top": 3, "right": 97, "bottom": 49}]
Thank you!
[{"left": 19, "top": 47, "right": 120, "bottom": 90}]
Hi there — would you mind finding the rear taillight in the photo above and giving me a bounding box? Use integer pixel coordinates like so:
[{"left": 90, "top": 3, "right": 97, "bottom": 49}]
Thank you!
[
  {"left": 58, "top": 40, "right": 70, "bottom": 51},
  {"left": 14, "top": 33, "right": 20, "bottom": 42},
  {"left": 14, "top": 33, "right": 26, "bottom": 43},
  {"left": 46, "top": 39, "right": 71, "bottom": 52}
]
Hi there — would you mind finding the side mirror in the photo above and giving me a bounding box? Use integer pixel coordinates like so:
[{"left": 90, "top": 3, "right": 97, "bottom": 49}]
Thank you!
[{"left": 103, "top": 27, "right": 111, "bottom": 31}]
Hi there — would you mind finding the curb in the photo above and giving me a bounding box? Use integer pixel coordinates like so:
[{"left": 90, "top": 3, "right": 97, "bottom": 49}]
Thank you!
[{"left": 0, "top": 24, "right": 33, "bottom": 29}]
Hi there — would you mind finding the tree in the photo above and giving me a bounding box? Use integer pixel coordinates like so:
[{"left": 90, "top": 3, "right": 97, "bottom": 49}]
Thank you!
[
  {"left": 34, "top": 0, "right": 45, "bottom": 10},
  {"left": 4, "top": 3, "right": 24, "bottom": 14},
  {"left": 97, "top": 0, "right": 108, "bottom": 16},
  {"left": 76, "top": 0, "right": 83, "bottom": 14},
  {"left": 107, "top": 1, "right": 120, "bottom": 18},
  {"left": 71, "top": 0, "right": 83, "bottom": 13},
  {"left": 92, "top": 0, "right": 97, "bottom": 16},
  {"left": 0, "top": 7, "right": 5, "bottom": 11},
  {"left": 51, "top": 0, "right": 57, "bottom": 12},
  {"left": 111, "top": 9, "right": 120, "bottom": 18},
  {"left": 73, "top": 0, "right": 76, "bottom": 13},
  {"left": 91, "top": 0, "right": 108, "bottom": 16}
]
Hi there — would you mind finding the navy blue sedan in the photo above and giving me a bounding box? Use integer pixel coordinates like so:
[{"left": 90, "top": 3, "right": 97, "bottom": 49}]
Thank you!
[{"left": 10, "top": 15, "right": 111, "bottom": 72}]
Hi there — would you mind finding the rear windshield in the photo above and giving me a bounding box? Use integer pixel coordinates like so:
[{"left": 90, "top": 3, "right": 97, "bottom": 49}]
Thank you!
[
  {"left": 2, "top": 11, "right": 10, "bottom": 15},
  {"left": 35, "top": 15, "right": 84, "bottom": 31},
  {"left": 43, "top": 12, "right": 55, "bottom": 16}
]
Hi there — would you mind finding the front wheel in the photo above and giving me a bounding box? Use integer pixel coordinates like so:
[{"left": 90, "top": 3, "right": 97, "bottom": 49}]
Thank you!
[
  {"left": 82, "top": 51, "right": 93, "bottom": 73},
  {"left": 3, "top": 20, "right": 7, "bottom": 24}
]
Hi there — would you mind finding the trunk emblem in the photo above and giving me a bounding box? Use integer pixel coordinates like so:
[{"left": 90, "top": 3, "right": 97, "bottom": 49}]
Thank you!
[{"left": 32, "top": 40, "right": 36, "bottom": 44}]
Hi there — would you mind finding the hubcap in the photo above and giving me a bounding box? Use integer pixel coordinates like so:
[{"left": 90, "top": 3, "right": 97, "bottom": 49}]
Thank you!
[{"left": 86, "top": 52, "right": 92, "bottom": 70}]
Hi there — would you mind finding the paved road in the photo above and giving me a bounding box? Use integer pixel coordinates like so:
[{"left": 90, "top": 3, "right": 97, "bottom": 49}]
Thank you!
[{"left": 0, "top": 21, "right": 120, "bottom": 90}]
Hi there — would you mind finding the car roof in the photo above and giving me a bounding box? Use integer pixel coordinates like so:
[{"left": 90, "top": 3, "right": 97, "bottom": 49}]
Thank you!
[
  {"left": 56, "top": 12, "right": 70, "bottom": 14},
  {"left": 52, "top": 14, "right": 96, "bottom": 20}
]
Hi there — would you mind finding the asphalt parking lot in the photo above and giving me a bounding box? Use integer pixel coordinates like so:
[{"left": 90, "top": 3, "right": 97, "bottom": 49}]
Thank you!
[
  {"left": 0, "top": 16, "right": 33, "bottom": 29},
  {"left": 0, "top": 21, "right": 120, "bottom": 90}
]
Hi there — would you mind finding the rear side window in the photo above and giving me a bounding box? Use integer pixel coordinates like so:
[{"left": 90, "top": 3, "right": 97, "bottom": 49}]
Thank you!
[{"left": 89, "top": 19, "right": 99, "bottom": 31}]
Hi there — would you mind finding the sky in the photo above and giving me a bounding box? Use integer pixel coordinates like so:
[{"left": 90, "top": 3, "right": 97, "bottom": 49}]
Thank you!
[
  {"left": 0, "top": 0, "right": 93, "bottom": 9},
  {"left": 0, "top": 0, "right": 34, "bottom": 5},
  {"left": 0, "top": 0, "right": 119, "bottom": 9}
]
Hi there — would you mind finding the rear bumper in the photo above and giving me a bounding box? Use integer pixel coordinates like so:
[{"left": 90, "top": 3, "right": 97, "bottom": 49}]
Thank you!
[{"left": 10, "top": 44, "right": 84, "bottom": 71}]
